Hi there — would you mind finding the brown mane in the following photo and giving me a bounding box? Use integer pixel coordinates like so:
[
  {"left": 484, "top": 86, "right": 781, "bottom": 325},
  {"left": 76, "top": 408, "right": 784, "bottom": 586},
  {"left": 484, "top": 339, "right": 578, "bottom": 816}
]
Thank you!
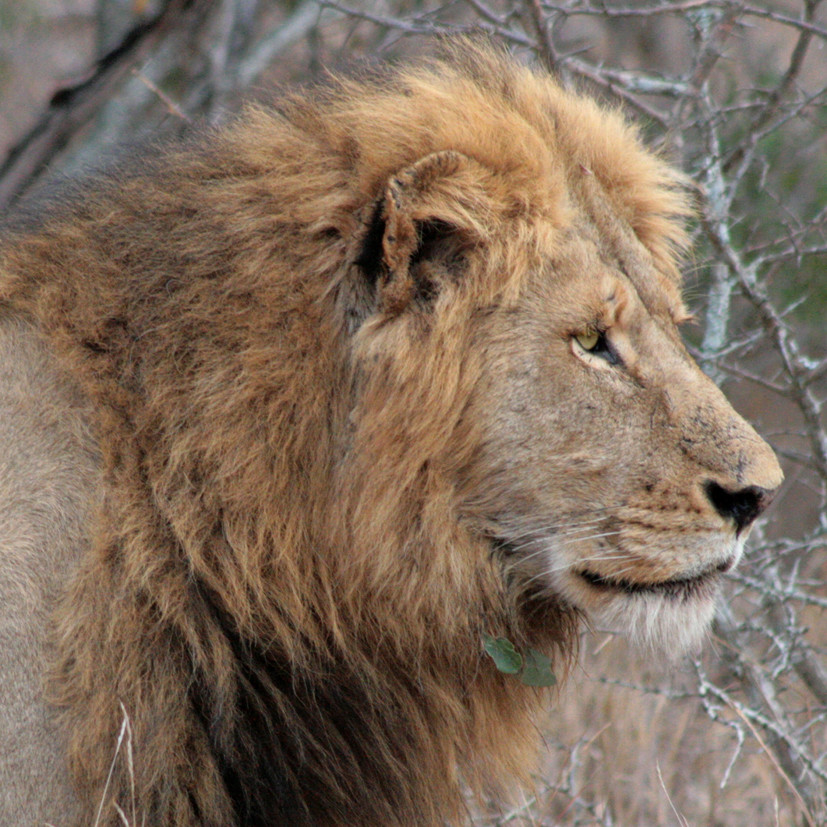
[{"left": 0, "top": 40, "right": 692, "bottom": 826}]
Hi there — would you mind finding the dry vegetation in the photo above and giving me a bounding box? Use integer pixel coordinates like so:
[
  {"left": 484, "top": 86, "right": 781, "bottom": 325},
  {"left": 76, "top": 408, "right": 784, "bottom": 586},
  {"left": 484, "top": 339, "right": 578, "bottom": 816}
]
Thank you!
[{"left": 1, "top": 1, "right": 825, "bottom": 824}]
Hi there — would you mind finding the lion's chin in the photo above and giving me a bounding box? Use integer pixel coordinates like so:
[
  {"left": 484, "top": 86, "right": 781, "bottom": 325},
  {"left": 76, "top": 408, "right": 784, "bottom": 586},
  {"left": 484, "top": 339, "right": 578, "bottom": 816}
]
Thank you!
[
  {"left": 585, "top": 582, "right": 720, "bottom": 655},
  {"left": 557, "top": 564, "right": 727, "bottom": 655}
]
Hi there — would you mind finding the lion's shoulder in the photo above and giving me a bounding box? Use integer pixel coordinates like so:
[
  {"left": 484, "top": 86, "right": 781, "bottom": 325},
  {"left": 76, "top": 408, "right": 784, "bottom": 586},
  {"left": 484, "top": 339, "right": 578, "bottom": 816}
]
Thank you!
[{"left": 0, "top": 312, "right": 99, "bottom": 825}]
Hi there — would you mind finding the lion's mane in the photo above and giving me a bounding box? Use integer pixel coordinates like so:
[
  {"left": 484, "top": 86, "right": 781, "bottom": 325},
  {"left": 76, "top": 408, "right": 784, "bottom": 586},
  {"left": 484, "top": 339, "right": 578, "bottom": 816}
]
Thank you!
[{"left": 0, "top": 41, "right": 690, "bottom": 826}]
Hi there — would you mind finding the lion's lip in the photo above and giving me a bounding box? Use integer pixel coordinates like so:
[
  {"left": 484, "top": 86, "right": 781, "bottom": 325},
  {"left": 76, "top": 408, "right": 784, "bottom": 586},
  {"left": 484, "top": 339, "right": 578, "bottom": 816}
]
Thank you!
[{"left": 577, "top": 558, "right": 733, "bottom": 599}]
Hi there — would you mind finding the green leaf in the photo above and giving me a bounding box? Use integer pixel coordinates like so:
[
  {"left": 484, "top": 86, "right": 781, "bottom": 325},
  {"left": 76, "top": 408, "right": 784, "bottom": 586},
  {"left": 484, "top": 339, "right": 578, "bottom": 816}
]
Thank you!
[
  {"left": 519, "top": 648, "right": 556, "bottom": 687},
  {"left": 482, "top": 634, "right": 523, "bottom": 674}
]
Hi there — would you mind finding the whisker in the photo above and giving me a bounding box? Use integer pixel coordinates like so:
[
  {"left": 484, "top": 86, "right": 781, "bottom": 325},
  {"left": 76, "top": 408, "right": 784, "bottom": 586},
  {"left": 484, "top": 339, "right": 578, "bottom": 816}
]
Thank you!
[
  {"left": 524, "top": 563, "right": 602, "bottom": 590},
  {"left": 501, "top": 524, "right": 606, "bottom": 554},
  {"left": 505, "top": 519, "right": 612, "bottom": 542},
  {"left": 514, "top": 530, "right": 622, "bottom": 565},
  {"left": 518, "top": 549, "right": 629, "bottom": 586},
  {"left": 484, "top": 504, "right": 627, "bottom": 544}
]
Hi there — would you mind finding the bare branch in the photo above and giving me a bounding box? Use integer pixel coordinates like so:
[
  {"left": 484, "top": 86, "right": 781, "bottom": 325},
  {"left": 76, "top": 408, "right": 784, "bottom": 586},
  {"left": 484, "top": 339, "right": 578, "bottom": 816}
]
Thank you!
[{"left": 0, "top": 0, "right": 209, "bottom": 210}]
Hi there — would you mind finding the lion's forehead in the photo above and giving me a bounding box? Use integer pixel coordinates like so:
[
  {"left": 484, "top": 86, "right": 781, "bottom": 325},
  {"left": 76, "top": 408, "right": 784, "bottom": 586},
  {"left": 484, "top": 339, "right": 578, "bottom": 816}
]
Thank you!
[{"left": 526, "top": 209, "right": 688, "bottom": 332}]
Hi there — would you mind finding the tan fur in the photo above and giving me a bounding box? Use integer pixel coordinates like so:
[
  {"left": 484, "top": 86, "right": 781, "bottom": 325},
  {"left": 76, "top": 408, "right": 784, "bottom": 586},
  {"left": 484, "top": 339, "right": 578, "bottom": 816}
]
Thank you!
[
  {"left": 0, "top": 40, "right": 781, "bottom": 826},
  {"left": 0, "top": 313, "right": 98, "bottom": 826}
]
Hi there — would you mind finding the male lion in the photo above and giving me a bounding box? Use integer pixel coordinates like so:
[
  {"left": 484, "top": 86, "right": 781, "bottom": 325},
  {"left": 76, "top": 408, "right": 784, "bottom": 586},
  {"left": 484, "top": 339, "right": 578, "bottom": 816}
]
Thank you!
[{"left": 0, "top": 40, "right": 782, "bottom": 827}]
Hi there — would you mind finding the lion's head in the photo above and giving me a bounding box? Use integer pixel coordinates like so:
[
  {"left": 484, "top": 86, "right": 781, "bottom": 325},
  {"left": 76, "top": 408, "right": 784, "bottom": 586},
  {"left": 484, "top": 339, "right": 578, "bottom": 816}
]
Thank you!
[
  {"left": 0, "top": 39, "right": 782, "bottom": 827},
  {"left": 459, "top": 193, "right": 782, "bottom": 654},
  {"left": 325, "top": 45, "right": 782, "bottom": 659}
]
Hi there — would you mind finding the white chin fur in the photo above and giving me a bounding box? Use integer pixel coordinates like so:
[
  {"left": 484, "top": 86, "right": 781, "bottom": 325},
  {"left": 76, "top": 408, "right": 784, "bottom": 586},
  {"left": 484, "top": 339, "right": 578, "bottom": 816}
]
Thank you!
[
  {"left": 587, "top": 588, "right": 718, "bottom": 655},
  {"left": 542, "top": 534, "right": 743, "bottom": 655}
]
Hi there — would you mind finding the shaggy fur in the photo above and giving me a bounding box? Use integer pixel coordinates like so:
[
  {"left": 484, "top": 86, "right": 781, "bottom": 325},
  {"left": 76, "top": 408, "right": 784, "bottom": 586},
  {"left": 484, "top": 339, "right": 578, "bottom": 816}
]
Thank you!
[{"left": 0, "top": 40, "right": 781, "bottom": 826}]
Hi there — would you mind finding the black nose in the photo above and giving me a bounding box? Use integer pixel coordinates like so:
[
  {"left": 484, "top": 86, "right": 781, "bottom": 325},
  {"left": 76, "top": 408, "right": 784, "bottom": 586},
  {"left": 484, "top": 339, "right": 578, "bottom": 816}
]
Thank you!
[{"left": 704, "top": 481, "right": 773, "bottom": 534}]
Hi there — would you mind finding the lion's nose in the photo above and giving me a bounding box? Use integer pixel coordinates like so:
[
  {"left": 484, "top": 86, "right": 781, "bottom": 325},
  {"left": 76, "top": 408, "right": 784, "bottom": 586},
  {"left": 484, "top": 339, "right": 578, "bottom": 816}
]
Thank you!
[{"left": 704, "top": 481, "right": 775, "bottom": 535}]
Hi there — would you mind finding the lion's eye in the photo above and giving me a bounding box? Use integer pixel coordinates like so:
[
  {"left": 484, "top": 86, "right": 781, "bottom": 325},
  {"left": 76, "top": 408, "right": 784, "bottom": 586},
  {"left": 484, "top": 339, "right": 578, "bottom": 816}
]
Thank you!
[
  {"left": 574, "top": 330, "right": 601, "bottom": 351},
  {"left": 572, "top": 328, "right": 620, "bottom": 366}
]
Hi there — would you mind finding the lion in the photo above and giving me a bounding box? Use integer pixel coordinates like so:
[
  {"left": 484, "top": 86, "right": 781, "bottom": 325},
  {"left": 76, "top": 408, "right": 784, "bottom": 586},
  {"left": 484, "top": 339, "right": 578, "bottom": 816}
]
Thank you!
[{"left": 0, "top": 40, "right": 782, "bottom": 827}]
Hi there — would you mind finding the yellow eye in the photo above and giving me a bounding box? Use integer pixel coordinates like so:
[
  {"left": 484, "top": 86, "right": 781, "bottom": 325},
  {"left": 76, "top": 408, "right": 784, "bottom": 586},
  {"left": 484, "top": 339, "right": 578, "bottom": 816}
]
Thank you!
[
  {"left": 571, "top": 328, "right": 620, "bottom": 365},
  {"left": 574, "top": 329, "right": 600, "bottom": 351}
]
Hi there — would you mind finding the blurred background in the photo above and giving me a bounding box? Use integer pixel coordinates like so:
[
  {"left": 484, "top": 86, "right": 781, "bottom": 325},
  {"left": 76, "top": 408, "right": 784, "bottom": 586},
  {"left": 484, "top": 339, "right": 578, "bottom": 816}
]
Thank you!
[{"left": 1, "top": 1, "right": 825, "bottom": 824}]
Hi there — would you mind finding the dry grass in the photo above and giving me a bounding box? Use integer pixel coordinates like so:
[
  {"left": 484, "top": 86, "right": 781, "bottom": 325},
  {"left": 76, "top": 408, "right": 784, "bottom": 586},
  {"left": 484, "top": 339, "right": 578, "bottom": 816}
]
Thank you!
[{"left": 470, "top": 625, "right": 824, "bottom": 827}]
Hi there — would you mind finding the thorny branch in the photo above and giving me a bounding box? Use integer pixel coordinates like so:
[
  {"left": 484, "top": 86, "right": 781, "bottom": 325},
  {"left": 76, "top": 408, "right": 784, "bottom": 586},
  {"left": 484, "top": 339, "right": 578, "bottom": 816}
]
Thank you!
[{"left": 0, "top": 0, "right": 203, "bottom": 210}]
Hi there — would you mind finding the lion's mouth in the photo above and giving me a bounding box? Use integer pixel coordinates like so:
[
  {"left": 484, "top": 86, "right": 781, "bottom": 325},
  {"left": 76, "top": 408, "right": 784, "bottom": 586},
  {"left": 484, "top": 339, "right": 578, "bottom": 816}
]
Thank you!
[
  {"left": 577, "top": 558, "right": 734, "bottom": 601},
  {"left": 489, "top": 532, "right": 736, "bottom": 602}
]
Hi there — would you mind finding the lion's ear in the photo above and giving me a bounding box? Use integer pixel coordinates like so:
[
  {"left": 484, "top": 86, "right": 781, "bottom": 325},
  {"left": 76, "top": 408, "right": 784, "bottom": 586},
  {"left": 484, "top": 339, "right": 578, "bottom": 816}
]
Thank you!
[{"left": 354, "top": 150, "right": 478, "bottom": 316}]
